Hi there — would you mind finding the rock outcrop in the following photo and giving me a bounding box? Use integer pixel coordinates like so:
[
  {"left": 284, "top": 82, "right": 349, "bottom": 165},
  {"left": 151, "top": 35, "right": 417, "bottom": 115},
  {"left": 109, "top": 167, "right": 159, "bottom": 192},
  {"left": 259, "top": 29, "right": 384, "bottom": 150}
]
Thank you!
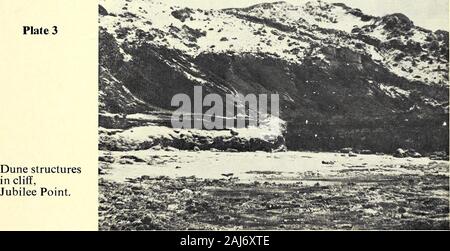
[{"left": 98, "top": 0, "right": 449, "bottom": 154}]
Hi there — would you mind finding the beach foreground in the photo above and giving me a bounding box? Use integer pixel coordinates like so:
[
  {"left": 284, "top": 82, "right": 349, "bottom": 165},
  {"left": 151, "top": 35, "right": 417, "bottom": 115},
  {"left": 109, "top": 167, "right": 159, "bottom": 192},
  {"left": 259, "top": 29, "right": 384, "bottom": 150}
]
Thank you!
[{"left": 99, "top": 151, "right": 449, "bottom": 230}]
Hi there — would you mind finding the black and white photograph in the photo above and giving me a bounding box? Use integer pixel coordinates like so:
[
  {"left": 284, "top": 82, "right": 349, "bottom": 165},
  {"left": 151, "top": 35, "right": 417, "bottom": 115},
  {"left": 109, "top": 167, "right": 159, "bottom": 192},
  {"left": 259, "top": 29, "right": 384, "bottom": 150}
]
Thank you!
[{"left": 98, "top": 0, "right": 449, "bottom": 230}]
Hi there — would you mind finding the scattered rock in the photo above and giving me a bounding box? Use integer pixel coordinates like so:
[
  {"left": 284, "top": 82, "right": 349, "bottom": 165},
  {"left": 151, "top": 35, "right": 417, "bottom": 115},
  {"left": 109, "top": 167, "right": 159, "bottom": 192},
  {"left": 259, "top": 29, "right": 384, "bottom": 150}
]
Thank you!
[
  {"left": 141, "top": 214, "right": 155, "bottom": 226},
  {"left": 273, "top": 145, "right": 288, "bottom": 152},
  {"left": 222, "top": 215, "right": 232, "bottom": 220},
  {"left": 340, "top": 147, "right": 353, "bottom": 153},
  {"left": 409, "top": 152, "right": 422, "bottom": 158},
  {"left": 167, "top": 204, "right": 179, "bottom": 211},
  {"left": 99, "top": 168, "right": 107, "bottom": 175},
  {"left": 181, "top": 189, "right": 194, "bottom": 196},
  {"left": 338, "top": 224, "right": 353, "bottom": 230},
  {"left": 171, "top": 8, "right": 193, "bottom": 22},
  {"left": 121, "top": 155, "right": 146, "bottom": 162},
  {"left": 118, "top": 159, "right": 134, "bottom": 165},
  {"left": 429, "top": 151, "right": 449, "bottom": 160},
  {"left": 99, "top": 155, "right": 115, "bottom": 163},
  {"left": 398, "top": 207, "right": 407, "bottom": 214},
  {"left": 230, "top": 129, "right": 239, "bottom": 136},
  {"left": 360, "top": 150, "right": 373, "bottom": 155},
  {"left": 150, "top": 145, "right": 162, "bottom": 151},
  {"left": 165, "top": 146, "right": 179, "bottom": 152},
  {"left": 348, "top": 152, "right": 358, "bottom": 157},
  {"left": 115, "top": 201, "right": 125, "bottom": 208}
]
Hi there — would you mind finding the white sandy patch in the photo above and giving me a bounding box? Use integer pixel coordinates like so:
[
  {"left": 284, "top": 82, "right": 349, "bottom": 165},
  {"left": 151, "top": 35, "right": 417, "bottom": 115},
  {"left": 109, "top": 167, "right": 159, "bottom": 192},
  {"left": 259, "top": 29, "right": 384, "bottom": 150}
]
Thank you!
[{"left": 101, "top": 150, "right": 448, "bottom": 183}]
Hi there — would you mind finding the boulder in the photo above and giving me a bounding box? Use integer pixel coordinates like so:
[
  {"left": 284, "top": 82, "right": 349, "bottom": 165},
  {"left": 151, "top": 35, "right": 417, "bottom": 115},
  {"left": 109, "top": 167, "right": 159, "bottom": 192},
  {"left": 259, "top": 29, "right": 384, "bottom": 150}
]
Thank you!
[
  {"left": 409, "top": 152, "right": 422, "bottom": 158},
  {"left": 382, "top": 13, "right": 414, "bottom": 32},
  {"left": 99, "top": 5, "right": 108, "bottom": 16},
  {"left": 393, "top": 148, "right": 407, "bottom": 158},
  {"left": 171, "top": 8, "right": 193, "bottom": 22},
  {"left": 360, "top": 150, "right": 373, "bottom": 155}
]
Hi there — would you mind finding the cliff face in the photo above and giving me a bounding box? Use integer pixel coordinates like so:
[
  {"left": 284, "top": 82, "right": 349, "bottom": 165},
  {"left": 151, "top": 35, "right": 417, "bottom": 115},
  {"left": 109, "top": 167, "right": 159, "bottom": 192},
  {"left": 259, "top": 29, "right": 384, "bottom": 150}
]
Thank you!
[{"left": 99, "top": 0, "right": 449, "bottom": 153}]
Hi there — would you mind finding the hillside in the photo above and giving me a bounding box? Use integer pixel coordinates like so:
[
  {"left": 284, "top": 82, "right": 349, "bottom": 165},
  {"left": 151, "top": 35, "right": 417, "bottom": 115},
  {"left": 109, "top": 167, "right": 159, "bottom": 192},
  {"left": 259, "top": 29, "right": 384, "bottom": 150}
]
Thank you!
[{"left": 99, "top": 0, "right": 449, "bottom": 153}]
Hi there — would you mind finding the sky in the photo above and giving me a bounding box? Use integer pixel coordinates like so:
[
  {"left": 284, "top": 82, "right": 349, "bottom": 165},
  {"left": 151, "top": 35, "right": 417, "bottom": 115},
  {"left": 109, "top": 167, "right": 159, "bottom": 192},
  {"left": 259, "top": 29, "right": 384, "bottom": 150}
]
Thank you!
[{"left": 166, "top": 0, "right": 449, "bottom": 31}]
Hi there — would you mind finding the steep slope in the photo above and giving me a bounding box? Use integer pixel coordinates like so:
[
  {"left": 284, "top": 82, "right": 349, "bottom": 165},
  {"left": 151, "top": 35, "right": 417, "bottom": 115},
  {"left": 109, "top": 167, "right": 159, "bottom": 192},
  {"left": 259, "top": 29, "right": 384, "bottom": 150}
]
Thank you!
[{"left": 99, "top": 0, "right": 449, "bottom": 153}]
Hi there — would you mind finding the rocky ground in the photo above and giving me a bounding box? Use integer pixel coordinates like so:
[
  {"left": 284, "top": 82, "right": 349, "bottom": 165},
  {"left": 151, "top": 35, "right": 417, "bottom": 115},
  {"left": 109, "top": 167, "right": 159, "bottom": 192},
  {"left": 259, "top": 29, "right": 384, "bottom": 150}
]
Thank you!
[{"left": 99, "top": 151, "right": 449, "bottom": 230}]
